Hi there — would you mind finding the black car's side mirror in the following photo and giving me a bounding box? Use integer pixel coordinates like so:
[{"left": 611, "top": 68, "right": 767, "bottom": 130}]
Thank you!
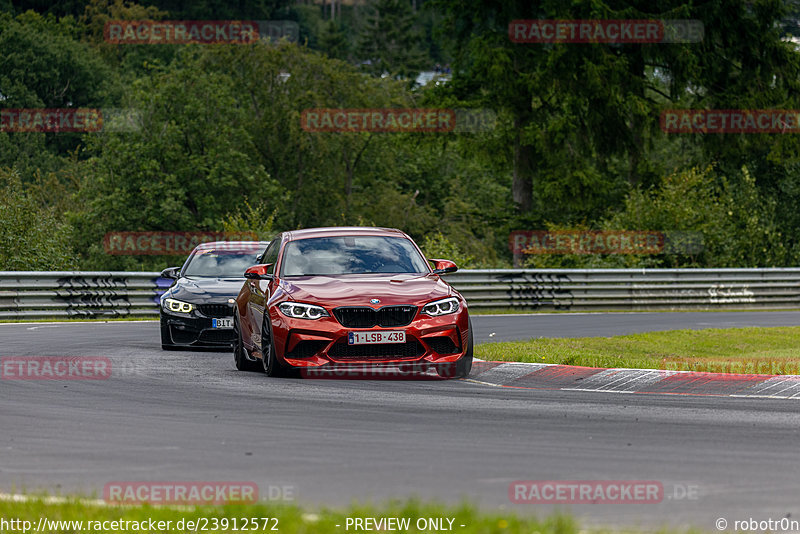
[{"left": 160, "top": 266, "right": 181, "bottom": 279}]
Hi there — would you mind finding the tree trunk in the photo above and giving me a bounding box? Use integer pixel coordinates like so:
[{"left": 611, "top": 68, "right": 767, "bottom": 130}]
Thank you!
[
  {"left": 627, "top": 50, "right": 645, "bottom": 187},
  {"left": 512, "top": 122, "right": 533, "bottom": 213}
]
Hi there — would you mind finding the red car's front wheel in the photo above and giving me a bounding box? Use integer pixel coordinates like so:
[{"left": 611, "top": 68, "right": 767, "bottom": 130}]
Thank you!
[
  {"left": 261, "top": 318, "right": 294, "bottom": 377},
  {"left": 437, "top": 318, "right": 473, "bottom": 379}
]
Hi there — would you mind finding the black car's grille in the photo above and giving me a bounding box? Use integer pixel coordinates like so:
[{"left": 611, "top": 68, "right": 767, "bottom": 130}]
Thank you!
[
  {"left": 199, "top": 329, "right": 235, "bottom": 343},
  {"left": 328, "top": 339, "right": 425, "bottom": 360},
  {"left": 169, "top": 326, "right": 197, "bottom": 344},
  {"left": 286, "top": 340, "right": 328, "bottom": 358},
  {"left": 333, "top": 306, "right": 417, "bottom": 328},
  {"left": 426, "top": 336, "right": 460, "bottom": 354},
  {"left": 198, "top": 304, "right": 233, "bottom": 318}
]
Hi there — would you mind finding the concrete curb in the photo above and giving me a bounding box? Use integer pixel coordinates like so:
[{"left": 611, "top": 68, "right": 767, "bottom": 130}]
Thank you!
[{"left": 468, "top": 361, "right": 800, "bottom": 399}]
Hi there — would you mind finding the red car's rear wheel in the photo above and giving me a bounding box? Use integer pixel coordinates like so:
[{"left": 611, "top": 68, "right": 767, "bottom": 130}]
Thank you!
[{"left": 234, "top": 314, "right": 260, "bottom": 372}]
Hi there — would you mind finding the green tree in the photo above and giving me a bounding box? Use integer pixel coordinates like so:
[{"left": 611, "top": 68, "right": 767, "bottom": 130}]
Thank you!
[
  {"left": 0, "top": 168, "right": 77, "bottom": 270},
  {"left": 74, "top": 48, "right": 280, "bottom": 270},
  {"left": 318, "top": 20, "right": 350, "bottom": 60},
  {"left": 432, "top": 0, "right": 800, "bottom": 226},
  {"left": 0, "top": 11, "right": 116, "bottom": 176},
  {"left": 605, "top": 165, "right": 790, "bottom": 267},
  {"left": 358, "top": 0, "right": 428, "bottom": 79}
]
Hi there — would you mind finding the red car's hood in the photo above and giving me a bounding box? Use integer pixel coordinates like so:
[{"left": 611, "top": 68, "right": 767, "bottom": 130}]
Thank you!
[{"left": 278, "top": 273, "right": 453, "bottom": 307}]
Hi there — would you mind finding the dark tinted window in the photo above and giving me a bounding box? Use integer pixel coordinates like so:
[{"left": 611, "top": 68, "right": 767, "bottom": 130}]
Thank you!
[
  {"left": 262, "top": 238, "right": 281, "bottom": 274},
  {"left": 182, "top": 246, "right": 264, "bottom": 278}
]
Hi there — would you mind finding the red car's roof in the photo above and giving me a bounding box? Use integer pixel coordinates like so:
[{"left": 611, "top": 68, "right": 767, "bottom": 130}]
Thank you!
[{"left": 284, "top": 227, "right": 409, "bottom": 240}]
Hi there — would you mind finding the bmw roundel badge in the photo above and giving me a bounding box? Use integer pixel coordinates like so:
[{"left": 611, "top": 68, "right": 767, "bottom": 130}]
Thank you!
[{"left": 370, "top": 298, "right": 380, "bottom": 304}]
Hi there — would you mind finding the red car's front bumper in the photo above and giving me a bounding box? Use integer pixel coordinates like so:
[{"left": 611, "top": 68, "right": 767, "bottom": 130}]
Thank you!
[{"left": 269, "top": 307, "right": 470, "bottom": 369}]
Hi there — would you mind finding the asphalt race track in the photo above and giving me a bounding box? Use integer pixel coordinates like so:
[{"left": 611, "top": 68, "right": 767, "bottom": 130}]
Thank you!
[{"left": 2, "top": 312, "right": 800, "bottom": 531}]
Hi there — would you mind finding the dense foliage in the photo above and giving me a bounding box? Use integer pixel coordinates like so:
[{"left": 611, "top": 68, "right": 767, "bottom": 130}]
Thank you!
[{"left": 2, "top": 0, "right": 800, "bottom": 270}]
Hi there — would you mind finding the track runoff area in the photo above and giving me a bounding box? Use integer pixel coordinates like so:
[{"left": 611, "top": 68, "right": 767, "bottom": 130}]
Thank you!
[{"left": 2, "top": 311, "right": 800, "bottom": 533}]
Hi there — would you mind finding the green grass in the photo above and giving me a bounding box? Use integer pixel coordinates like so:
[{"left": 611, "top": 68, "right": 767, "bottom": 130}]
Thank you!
[
  {"left": 468, "top": 307, "right": 800, "bottom": 315},
  {"left": 475, "top": 326, "right": 800, "bottom": 375},
  {"left": 0, "top": 496, "right": 580, "bottom": 534}
]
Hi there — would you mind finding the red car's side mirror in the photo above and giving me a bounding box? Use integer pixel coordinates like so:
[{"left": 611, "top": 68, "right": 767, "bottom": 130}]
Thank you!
[
  {"left": 430, "top": 259, "right": 458, "bottom": 274},
  {"left": 244, "top": 264, "right": 274, "bottom": 280}
]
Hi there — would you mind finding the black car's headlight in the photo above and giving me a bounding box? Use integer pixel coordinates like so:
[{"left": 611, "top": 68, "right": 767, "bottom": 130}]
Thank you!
[
  {"left": 421, "top": 297, "right": 460, "bottom": 317},
  {"left": 278, "top": 302, "right": 330, "bottom": 320},
  {"left": 162, "top": 298, "right": 195, "bottom": 314}
]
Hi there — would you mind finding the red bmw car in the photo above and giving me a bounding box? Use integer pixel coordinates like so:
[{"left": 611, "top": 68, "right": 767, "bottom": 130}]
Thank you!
[{"left": 232, "top": 227, "right": 472, "bottom": 378}]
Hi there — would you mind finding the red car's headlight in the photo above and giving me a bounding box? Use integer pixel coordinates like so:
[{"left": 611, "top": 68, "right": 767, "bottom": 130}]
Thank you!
[
  {"left": 278, "top": 302, "right": 330, "bottom": 320},
  {"left": 421, "top": 297, "right": 460, "bottom": 317}
]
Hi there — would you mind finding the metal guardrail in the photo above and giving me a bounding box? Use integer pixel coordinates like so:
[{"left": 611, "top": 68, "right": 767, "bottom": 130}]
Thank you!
[
  {"left": 0, "top": 271, "right": 166, "bottom": 320},
  {"left": 2, "top": 268, "right": 800, "bottom": 319},
  {"left": 447, "top": 268, "right": 800, "bottom": 310}
]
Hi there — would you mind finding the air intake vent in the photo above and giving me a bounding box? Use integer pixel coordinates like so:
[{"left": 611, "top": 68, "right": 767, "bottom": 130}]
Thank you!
[
  {"left": 328, "top": 339, "right": 425, "bottom": 360},
  {"left": 333, "top": 306, "right": 417, "bottom": 328}
]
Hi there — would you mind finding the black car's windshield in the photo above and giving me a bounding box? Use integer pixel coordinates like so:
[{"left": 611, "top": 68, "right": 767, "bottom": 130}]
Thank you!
[
  {"left": 182, "top": 249, "right": 261, "bottom": 278},
  {"left": 281, "top": 236, "right": 429, "bottom": 276}
]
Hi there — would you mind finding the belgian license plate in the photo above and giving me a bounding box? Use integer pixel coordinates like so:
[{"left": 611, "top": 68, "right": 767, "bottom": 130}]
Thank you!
[
  {"left": 348, "top": 331, "right": 405, "bottom": 345},
  {"left": 212, "top": 317, "right": 233, "bottom": 329}
]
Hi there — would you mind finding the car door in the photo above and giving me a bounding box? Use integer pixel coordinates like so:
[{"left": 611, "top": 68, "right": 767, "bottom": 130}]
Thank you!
[{"left": 245, "top": 237, "right": 280, "bottom": 347}]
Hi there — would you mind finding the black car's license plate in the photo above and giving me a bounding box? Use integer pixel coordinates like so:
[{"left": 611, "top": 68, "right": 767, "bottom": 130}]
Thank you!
[{"left": 212, "top": 317, "right": 233, "bottom": 329}]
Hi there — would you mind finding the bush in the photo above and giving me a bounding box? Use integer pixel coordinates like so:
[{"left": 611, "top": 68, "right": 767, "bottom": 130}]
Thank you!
[{"left": 0, "top": 168, "right": 77, "bottom": 270}]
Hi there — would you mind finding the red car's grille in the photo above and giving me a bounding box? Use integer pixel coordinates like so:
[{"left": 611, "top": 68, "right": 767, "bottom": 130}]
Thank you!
[
  {"left": 333, "top": 306, "right": 417, "bottom": 328},
  {"left": 328, "top": 339, "right": 425, "bottom": 360}
]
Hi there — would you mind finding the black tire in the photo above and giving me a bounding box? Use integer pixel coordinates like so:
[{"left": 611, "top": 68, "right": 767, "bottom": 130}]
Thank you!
[
  {"left": 260, "top": 317, "right": 299, "bottom": 378},
  {"left": 260, "top": 317, "right": 283, "bottom": 377},
  {"left": 234, "top": 314, "right": 260, "bottom": 372},
  {"left": 437, "top": 317, "right": 473, "bottom": 379}
]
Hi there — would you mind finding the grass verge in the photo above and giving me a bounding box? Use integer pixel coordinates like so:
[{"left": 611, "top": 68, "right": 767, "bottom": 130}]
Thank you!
[
  {"left": 475, "top": 326, "right": 800, "bottom": 375},
  {"left": 468, "top": 308, "right": 800, "bottom": 315},
  {"left": 0, "top": 496, "right": 578, "bottom": 534}
]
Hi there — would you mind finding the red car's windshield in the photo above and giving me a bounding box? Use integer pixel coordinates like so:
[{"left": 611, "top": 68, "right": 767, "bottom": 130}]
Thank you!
[{"left": 281, "top": 236, "right": 429, "bottom": 276}]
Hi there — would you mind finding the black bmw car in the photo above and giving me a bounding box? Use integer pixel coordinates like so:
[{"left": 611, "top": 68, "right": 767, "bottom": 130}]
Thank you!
[{"left": 159, "top": 241, "right": 270, "bottom": 350}]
